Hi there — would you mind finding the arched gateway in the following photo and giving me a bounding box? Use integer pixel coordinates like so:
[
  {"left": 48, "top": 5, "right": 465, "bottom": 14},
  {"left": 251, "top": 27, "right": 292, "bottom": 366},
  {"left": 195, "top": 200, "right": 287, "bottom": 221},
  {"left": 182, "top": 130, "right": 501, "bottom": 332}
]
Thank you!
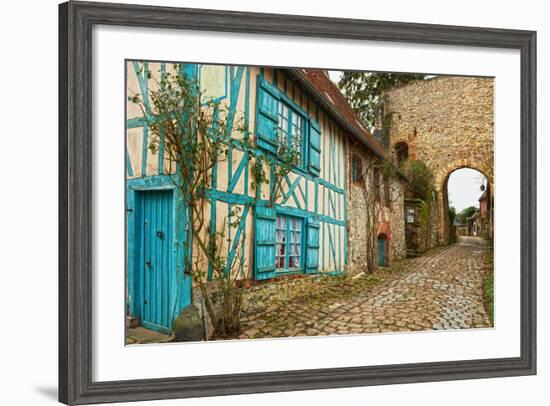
[
  {"left": 438, "top": 161, "right": 492, "bottom": 244},
  {"left": 383, "top": 76, "right": 494, "bottom": 246}
]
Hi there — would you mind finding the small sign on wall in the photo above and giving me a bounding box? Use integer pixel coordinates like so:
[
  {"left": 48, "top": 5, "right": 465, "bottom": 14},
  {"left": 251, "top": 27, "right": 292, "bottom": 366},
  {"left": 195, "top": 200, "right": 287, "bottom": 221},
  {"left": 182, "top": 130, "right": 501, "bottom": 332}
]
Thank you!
[{"left": 407, "top": 207, "right": 415, "bottom": 223}]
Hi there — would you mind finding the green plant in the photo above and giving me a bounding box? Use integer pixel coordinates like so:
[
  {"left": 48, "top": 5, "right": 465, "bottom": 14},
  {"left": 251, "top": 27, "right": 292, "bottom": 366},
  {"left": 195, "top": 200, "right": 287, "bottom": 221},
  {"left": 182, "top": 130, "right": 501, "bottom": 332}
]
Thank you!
[
  {"left": 402, "top": 160, "right": 436, "bottom": 251},
  {"left": 484, "top": 272, "right": 494, "bottom": 325},
  {"left": 483, "top": 249, "right": 494, "bottom": 325},
  {"left": 448, "top": 206, "right": 457, "bottom": 244},
  {"left": 402, "top": 160, "right": 434, "bottom": 200},
  {"left": 270, "top": 145, "right": 301, "bottom": 205},
  {"left": 455, "top": 206, "right": 477, "bottom": 223}
]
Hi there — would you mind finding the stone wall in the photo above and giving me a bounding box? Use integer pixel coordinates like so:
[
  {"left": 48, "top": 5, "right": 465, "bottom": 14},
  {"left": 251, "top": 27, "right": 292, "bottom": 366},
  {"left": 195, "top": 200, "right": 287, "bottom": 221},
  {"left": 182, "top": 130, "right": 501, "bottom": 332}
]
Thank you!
[
  {"left": 347, "top": 186, "right": 369, "bottom": 272},
  {"left": 404, "top": 198, "right": 440, "bottom": 256},
  {"left": 346, "top": 144, "right": 370, "bottom": 273},
  {"left": 388, "top": 178, "right": 407, "bottom": 260},
  {"left": 384, "top": 76, "right": 494, "bottom": 244},
  {"left": 346, "top": 141, "right": 406, "bottom": 273}
]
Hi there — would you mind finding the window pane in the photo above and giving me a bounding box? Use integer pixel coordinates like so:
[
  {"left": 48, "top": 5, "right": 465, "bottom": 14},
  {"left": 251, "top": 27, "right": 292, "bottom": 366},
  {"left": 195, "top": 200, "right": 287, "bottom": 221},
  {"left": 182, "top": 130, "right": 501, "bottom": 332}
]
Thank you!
[
  {"left": 290, "top": 114, "right": 302, "bottom": 160},
  {"left": 277, "top": 102, "right": 303, "bottom": 164},
  {"left": 275, "top": 215, "right": 303, "bottom": 270},
  {"left": 278, "top": 103, "right": 290, "bottom": 147},
  {"left": 275, "top": 215, "right": 287, "bottom": 269}
]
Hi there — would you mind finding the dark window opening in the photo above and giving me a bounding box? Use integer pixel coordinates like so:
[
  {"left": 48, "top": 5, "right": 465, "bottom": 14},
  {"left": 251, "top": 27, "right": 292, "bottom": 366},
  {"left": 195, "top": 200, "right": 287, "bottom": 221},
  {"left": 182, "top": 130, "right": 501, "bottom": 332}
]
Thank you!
[
  {"left": 395, "top": 142, "right": 409, "bottom": 166},
  {"left": 351, "top": 154, "right": 363, "bottom": 184}
]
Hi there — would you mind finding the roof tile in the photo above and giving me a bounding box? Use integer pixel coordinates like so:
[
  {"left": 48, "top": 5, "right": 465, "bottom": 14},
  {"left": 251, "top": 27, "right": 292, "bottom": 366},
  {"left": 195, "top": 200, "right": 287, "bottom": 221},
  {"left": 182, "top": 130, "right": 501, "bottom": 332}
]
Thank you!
[{"left": 299, "top": 69, "right": 387, "bottom": 157}]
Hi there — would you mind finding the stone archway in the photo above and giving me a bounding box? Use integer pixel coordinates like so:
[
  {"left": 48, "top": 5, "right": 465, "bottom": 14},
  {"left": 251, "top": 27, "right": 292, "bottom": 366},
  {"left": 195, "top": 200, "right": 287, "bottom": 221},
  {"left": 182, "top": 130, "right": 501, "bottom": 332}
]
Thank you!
[
  {"left": 437, "top": 158, "right": 492, "bottom": 245},
  {"left": 382, "top": 76, "right": 495, "bottom": 247}
]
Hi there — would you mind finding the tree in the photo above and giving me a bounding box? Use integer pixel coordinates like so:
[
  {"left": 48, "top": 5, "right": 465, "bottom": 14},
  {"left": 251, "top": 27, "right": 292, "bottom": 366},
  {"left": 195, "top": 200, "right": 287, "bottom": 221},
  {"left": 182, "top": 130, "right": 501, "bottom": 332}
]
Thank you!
[
  {"left": 338, "top": 72, "right": 426, "bottom": 129},
  {"left": 401, "top": 160, "right": 434, "bottom": 200},
  {"left": 357, "top": 155, "right": 403, "bottom": 273},
  {"left": 456, "top": 206, "right": 477, "bottom": 223},
  {"left": 448, "top": 206, "right": 457, "bottom": 222},
  {"left": 129, "top": 63, "right": 299, "bottom": 337},
  {"left": 448, "top": 206, "right": 457, "bottom": 244}
]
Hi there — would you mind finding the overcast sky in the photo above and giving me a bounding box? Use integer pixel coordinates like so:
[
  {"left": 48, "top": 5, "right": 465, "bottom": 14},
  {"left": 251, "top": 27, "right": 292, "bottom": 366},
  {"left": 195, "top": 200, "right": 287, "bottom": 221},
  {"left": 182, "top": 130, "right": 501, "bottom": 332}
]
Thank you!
[
  {"left": 447, "top": 168, "right": 487, "bottom": 212},
  {"left": 328, "top": 70, "right": 343, "bottom": 83}
]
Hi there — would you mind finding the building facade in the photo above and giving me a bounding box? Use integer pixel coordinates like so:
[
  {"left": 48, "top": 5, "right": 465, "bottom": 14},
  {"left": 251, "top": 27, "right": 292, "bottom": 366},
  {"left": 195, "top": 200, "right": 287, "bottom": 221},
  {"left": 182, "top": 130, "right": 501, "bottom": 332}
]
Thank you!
[
  {"left": 478, "top": 187, "right": 492, "bottom": 238},
  {"left": 347, "top": 141, "right": 406, "bottom": 270},
  {"left": 126, "top": 62, "right": 404, "bottom": 333}
]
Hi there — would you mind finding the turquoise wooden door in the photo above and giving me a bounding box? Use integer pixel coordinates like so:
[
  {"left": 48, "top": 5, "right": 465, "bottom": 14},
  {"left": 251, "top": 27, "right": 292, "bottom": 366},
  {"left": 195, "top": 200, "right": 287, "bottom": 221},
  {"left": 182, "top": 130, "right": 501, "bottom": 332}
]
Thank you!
[
  {"left": 136, "top": 189, "right": 176, "bottom": 333},
  {"left": 377, "top": 237, "right": 386, "bottom": 267}
]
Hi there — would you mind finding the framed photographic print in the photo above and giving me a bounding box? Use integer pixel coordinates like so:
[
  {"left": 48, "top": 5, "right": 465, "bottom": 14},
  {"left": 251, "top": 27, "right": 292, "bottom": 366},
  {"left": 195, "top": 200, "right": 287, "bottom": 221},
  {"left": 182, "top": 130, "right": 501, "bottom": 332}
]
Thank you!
[{"left": 59, "top": 1, "right": 536, "bottom": 404}]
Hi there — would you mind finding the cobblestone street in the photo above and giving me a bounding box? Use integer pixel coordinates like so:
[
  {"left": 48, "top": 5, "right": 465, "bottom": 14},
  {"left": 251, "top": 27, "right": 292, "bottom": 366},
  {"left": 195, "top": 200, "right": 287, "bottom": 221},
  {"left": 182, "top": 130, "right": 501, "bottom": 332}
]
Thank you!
[{"left": 237, "top": 236, "right": 493, "bottom": 339}]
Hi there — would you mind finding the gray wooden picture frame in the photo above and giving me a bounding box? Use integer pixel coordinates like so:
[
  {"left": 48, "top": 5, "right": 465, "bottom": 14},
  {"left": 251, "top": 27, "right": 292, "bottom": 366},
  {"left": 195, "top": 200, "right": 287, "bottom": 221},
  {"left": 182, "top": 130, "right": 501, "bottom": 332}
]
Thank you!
[{"left": 58, "top": 1, "right": 537, "bottom": 404}]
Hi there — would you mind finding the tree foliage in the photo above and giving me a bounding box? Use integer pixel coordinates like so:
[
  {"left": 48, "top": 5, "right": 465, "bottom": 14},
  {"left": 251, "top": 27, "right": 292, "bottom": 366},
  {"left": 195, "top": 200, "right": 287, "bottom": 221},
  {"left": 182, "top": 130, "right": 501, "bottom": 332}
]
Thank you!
[
  {"left": 456, "top": 206, "right": 478, "bottom": 223},
  {"left": 338, "top": 72, "right": 425, "bottom": 129},
  {"left": 448, "top": 206, "right": 457, "bottom": 222},
  {"left": 448, "top": 206, "right": 457, "bottom": 244},
  {"left": 401, "top": 160, "right": 437, "bottom": 249},
  {"left": 401, "top": 160, "right": 434, "bottom": 200}
]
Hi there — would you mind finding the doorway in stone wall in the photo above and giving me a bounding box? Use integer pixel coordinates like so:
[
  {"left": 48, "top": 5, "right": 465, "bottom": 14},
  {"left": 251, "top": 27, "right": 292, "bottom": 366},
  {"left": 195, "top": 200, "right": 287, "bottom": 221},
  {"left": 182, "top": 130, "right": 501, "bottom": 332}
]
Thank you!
[{"left": 377, "top": 234, "right": 388, "bottom": 267}]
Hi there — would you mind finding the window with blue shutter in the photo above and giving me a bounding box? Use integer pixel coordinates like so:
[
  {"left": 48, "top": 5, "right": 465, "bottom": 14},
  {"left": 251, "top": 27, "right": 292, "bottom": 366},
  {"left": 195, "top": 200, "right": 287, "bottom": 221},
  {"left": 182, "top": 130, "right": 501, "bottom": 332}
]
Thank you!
[
  {"left": 276, "top": 102, "right": 305, "bottom": 166},
  {"left": 256, "top": 78, "right": 280, "bottom": 154},
  {"left": 308, "top": 118, "right": 321, "bottom": 177},
  {"left": 256, "top": 76, "right": 313, "bottom": 171},
  {"left": 305, "top": 216, "right": 320, "bottom": 274},
  {"left": 253, "top": 206, "right": 277, "bottom": 280}
]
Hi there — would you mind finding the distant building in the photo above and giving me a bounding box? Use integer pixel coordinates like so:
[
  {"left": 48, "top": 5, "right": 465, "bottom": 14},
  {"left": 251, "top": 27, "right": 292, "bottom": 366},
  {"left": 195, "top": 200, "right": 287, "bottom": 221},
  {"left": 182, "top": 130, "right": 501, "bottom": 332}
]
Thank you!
[
  {"left": 478, "top": 187, "right": 493, "bottom": 238},
  {"left": 454, "top": 217, "right": 468, "bottom": 237},
  {"left": 466, "top": 211, "right": 481, "bottom": 236}
]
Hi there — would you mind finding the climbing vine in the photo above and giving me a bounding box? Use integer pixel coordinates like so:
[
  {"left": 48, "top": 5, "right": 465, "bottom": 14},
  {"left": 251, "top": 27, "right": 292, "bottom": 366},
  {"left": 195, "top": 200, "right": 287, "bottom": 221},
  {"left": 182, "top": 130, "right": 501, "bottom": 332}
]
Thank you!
[
  {"left": 356, "top": 155, "right": 404, "bottom": 273},
  {"left": 402, "top": 160, "right": 436, "bottom": 251},
  {"left": 129, "top": 63, "right": 299, "bottom": 337}
]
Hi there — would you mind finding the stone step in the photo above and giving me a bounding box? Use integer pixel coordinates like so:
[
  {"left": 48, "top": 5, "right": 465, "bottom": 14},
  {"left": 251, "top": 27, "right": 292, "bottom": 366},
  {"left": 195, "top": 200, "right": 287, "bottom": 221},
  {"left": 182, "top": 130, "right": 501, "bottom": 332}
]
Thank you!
[{"left": 126, "top": 316, "right": 140, "bottom": 329}]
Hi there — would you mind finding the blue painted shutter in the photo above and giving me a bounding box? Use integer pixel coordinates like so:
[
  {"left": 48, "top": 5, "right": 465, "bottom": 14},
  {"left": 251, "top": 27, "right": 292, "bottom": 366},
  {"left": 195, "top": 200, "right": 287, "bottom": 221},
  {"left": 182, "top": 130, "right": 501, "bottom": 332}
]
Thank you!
[
  {"left": 308, "top": 118, "right": 321, "bottom": 176},
  {"left": 254, "top": 206, "right": 277, "bottom": 280},
  {"left": 256, "top": 78, "right": 280, "bottom": 154},
  {"left": 305, "top": 215, "right": 320, "bottom": 274}
]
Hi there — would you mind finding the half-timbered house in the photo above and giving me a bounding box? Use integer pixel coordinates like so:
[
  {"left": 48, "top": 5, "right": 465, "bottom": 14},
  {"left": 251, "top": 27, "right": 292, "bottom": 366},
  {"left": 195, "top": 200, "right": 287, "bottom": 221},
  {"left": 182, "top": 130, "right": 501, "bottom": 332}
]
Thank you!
[{"left": 126, "top": 63, "right": 405, "bottom": 334}]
